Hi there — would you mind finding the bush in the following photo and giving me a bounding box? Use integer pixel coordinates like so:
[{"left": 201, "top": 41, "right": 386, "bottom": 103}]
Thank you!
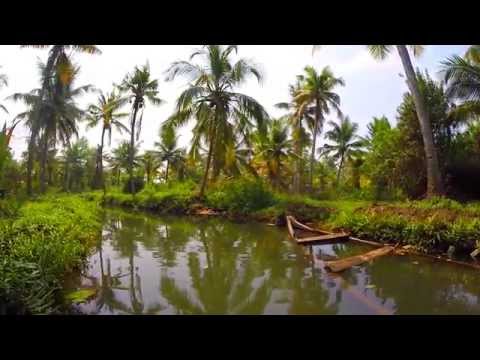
[
  {"left": 105, "top": 180, "right": 197, "bottom": 214},
  {"left": 206, "top": 178, "right": 275, "bottom": 214},
  {"left": 122, "top": 176, "right": 145, "bottom": 194}
]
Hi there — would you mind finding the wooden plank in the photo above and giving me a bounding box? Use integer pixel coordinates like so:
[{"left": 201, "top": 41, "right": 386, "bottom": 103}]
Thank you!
[
  {"left": 296, "top": 233, "right": 350, "bottom": 244},
  {"left": 286, "top": 216, "right": 296, "bottom": 240},
  {"left": 349, "top": 236, "right": 384, "bottom": 248},
  {"left": 290, "top": 217, "right": 329, "bottom": 234},
  {"left": 324, "top": 246, "right": 394, "bottom": 273}
]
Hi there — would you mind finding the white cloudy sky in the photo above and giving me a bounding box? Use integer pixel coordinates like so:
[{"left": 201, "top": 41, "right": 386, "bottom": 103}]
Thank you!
[{"left": 0, "top": 45, "right": 469, "bottom": 159}]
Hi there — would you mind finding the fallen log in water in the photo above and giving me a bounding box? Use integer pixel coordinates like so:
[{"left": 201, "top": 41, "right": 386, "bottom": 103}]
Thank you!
[{"left": 324, "top": 246, "right": 395, "bottom": 273}]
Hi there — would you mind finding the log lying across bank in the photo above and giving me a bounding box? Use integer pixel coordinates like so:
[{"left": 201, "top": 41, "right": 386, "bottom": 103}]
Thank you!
[
  {"left": 324, "top": 246, "right": 395, "bottom": 273},
  {"left": 286, "top": 216, "right": 350, "bottom": 245}
]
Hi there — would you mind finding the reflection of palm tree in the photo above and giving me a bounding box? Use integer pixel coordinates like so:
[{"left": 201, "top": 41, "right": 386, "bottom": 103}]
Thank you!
[{"left": 159, "top": 220, "right": 337, "bottom": 314}]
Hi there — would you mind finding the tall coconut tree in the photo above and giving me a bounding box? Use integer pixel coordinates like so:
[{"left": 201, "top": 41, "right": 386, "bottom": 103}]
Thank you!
[
  {"left": 117, "top": 63, "right": 164, "bottom": 193},
  {"left": 164, "top": 45, "right": 268, "bottom": 197},
  {"left": 86, "top": 90, "right": 129, "bottom": 189},
  {"left": 321, "top": 116, "right": 364, "bottom": 184},
  {"left": 294, "top": 66, "right": 344, "bottom": 190},
  {"left": 314, "top": 45, "right": 443, "bottom": 197},
  {"left": 275, "top": 79, "right": 309, "bottom": 193},
  {"left": 20, "top": 45, "right": 101, "bottom": 196},
  {"left": 368, "top": 45, "right": 443, "bottom": 197}
]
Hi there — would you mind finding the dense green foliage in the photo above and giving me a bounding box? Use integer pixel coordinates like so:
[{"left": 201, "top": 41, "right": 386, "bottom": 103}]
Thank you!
[
  {"left": 206, "top": 178, "right": 275, "bottom": 213},
  {"left": 331, "top": 198, "right": 480, "bottom": 255},
  {"left": 0, "top": 195, "right": 100, "bottom": 314}
]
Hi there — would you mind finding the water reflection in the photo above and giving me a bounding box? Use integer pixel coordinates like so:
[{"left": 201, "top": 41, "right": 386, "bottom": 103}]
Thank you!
[{"left": 70, "top": 208, "right": 480, "bottom": 315}]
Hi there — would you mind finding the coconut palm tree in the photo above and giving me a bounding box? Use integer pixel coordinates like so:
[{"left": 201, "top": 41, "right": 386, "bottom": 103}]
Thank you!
[
  {"left": 61, "top": 137, "right": 91, "bottom": 192},
  {"left": 164, "top": 45, "right": 269, "bottom": 197},
  {"left": 294, "top": 66, "right": 344, "bottom": 190},
  {"left": 442, "top": 55, "right": 480, "bottom": 103},
  {"left": 86, "top": 90, "right": 129, "bottom": 189},
  {"left": 154, "top": 125, "right": 186, "bottom": 183},
  {"left": 321, "top": 116, "right": 364, "bottom": 184},
  {"left": 141, "top": 150, "right": 161, "bottom": 184},
  {"left": 10, "top": 62, "right": 92, "bottom": 192},
  {"left": 275, "top": 78, "right": 311, "bottom": 193},
  {"left": 253, "top": 118, "right": 296, "bottom": 189},
  {"left": 20, "top": 45, "right": 100, "bottom": 196},
  {"left": 0, "top": 67, "right": 8, "bottom": 114},
  {"left": 314, "top": 45, "right": 443, "bottom": 197},
  {"left": 117, "top": 63, "right": 164, "bottom": 193},
  {"left": 367, "top": 45, "right": 443, "bottom": 197},
  {"left": 464, "top": 45, "right": 480, "bottom": 64},
  {"left": 107, "top": 141, "right": 140, "bottom": 187}
]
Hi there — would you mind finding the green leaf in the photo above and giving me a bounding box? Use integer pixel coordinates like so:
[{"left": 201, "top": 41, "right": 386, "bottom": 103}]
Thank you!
[{"left": 65, "top": 288, "right": 97, "bottom": 304}]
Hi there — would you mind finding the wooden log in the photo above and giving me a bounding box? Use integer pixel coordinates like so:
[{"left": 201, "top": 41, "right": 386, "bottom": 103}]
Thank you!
[
  {"left": 324, "top": 246, "right": 394, "bottom": 273},
  {"left": 296, "top": 233, "right": 350, "bottom": 244}
]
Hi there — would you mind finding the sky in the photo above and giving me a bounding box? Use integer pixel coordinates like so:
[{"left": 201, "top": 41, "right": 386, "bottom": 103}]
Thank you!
[{"left": 0, "top": 45, "right": 469, "bottom": 160}]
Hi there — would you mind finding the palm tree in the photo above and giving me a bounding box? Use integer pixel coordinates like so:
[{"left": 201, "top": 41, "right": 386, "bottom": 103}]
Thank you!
[
  {"left": 464, "top": 45, "right": 480, "bottom": 64},
  {"left": 10, "top": 62, "right": 92, "bottom": 192},
  {"left": 367, "top": 45, "right": 444, "bottom": 197},
  {"left": 164, "top": 45, "right": 268, "bottom": 197},
  {"left": 276, "top": 78, "right": 310, "bottom": 193},
  {"left": 141, "top": 150, "right": 161, "bottom": 184},
  {"left": 442, "top": 55, "right": 480, "bottom": 103},
  {"left": 61, "top": 137, "right": 91, "bottom": 192},
  {"left": 314, "top": 45, "right": 443, "bottom": 197},
  {"left": 86, "top": 90, "right": 129, "bottom": 189},
  {"left": 321, "top": 116, "right": 364, "bottom": 184},
  {"left": 20, "top": 45, "right": 101, "bottom": 196},
  {"left": 154, "top": 125, "right": 186, "bottom": 183},
  {"left": 117, "top": 63, "right": 164, "bottom": 193},
  {"left": 294, "top": 66, "right": 344, "bottom": 190},
  {"left": 107, "top": 141, "right": 140, "bottom": 187},
  {"left": 0, "top": 66, "right": 8, "bottom": 114},
  {"left": 253, "top": 118, "right": 296, "bottom": 189}
]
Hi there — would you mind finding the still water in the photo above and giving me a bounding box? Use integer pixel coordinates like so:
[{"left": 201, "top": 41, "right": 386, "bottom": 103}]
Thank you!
[{"left": 67, "top": 208, "right": 480, "bottom": 315}]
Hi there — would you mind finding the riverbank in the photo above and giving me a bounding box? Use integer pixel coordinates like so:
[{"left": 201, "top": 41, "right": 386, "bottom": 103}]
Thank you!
[
  {"left": 0, "top": 195, "right": 101, "bottom": 314},
  {"left": 83, "top": 183, "right": 480, "bottom": 258}
]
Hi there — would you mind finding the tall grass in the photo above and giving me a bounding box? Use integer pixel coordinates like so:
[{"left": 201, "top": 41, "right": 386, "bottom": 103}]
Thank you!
[{"left": 0, "top": 195, "right": 101, "bottom": 314}]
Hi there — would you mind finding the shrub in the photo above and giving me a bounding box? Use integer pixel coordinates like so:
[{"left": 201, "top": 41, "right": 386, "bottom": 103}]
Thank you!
[
  {"left": 122, "top": 176, "right": 145, "bottom": 194},
  {"left": 206, "top": 178, "right": 275, "bottom": 214}
]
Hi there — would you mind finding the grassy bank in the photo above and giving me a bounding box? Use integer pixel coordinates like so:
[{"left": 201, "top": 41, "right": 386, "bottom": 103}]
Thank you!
[
  {"left": 88, "top": 179, "right": 480, "bottom": 257},
  {"left": 0, "top": 195, "right": 101, "bottom": 314}
]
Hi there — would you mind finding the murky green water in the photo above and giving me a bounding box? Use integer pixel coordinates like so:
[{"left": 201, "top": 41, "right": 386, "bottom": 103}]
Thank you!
[{"left": 67, "top": 208, "right": 480, "bottom": 315}]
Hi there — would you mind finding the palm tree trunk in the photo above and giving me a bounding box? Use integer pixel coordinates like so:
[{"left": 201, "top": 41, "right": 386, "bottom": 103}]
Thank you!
[
  {"left": 93, "top": 127, "right": 106, "bottom": 190},
  {"left": 309, "top": 99, "right": 321, "bottom": 191},
  {"left": 396, "top": 45, "right": 444, "bottom": 197},
  {"left": 26, "top": 130, "right": 37, "bottom": 196},
  {"left": 293, "top": 127, "right": 301, "bottom": 193},
  {"left": 165, "top": 160, "right": 169, "bottom": 183},
  {"left": 39, "top": 132, "right": 48, "bottom": 193},
  {"left": 199, "top": 121, "right": 216, "bottom": 198},
  {"left": 129, "top": 103, "right": 139, "bottom": 194},
  {"left": 336, "top": 154, "right": 344, "bottom": 185}
]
